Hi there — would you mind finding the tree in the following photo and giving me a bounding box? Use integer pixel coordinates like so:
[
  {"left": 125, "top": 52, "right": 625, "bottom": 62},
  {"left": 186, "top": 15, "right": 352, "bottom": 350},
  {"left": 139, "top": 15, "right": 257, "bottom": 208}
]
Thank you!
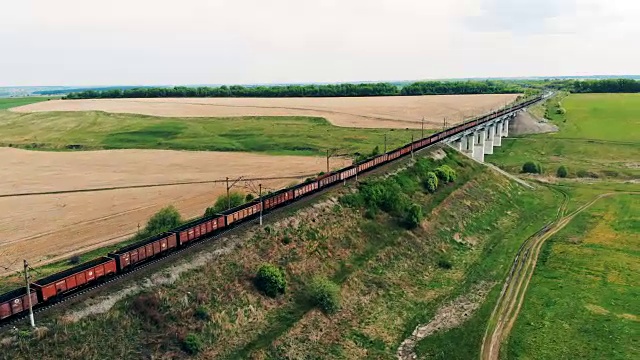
[
  {"left": 522, "top": 161, "right": 541, "bottom": 174},
  {"left": 434, "top": 165, "right": 456, "bottom": 183},
  {"left": 404, "top": 204, "right": 424, "bottom": 229},
  {"left": 204, "top": 191, "right": 245, "bottom": 216},
  {"left": 182, "top": 333, "right": 203, "bottom": 355},
  {"left": 308, "top": 276, "right": 341, "bottom": 314},
  {"left": 424, "top": 172, "right": 439, "bottom": 193},
  {"left": 255, "top": 264, "right": 287, "bottom": 297},
  {"left": 144, "top": 206, "right": 181, "bottom": 236},
  {"left": 556, "top": 165, "right": 568, "bottom": 178}
]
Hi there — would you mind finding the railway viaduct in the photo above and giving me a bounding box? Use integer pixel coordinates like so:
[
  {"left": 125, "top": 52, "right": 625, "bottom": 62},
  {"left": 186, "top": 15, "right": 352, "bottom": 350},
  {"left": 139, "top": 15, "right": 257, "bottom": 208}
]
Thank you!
[
  {"left": 445, "top": 112, "right": 515, "bottom": 162},
  {"left": 445, "top": 90, "right": 553, "bottom": 162}
]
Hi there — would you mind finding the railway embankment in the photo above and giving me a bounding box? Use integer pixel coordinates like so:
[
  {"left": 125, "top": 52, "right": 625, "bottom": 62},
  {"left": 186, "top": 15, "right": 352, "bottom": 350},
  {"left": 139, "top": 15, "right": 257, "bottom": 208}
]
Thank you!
[{"left": 2, "top": 148, "right": 562, "bottom": 359}]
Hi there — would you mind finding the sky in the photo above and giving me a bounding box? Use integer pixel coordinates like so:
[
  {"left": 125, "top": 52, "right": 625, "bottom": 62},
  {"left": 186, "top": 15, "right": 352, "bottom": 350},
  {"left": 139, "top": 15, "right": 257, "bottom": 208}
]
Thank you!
[{"left": 1, "top": 0, "right": 639, "bottom": 86}]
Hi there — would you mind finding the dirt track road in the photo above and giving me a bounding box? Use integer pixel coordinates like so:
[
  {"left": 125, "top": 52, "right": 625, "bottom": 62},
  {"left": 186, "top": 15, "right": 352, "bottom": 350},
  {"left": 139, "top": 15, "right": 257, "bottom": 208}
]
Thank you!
[{"left": 480, "top": 191, "right": 637, "bottom": 360}]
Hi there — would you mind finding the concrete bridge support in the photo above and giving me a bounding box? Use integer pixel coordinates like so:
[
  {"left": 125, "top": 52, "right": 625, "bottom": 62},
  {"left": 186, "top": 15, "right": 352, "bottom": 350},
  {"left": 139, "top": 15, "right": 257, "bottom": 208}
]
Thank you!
[
  {"left": 502, "top": 119, "right": 509, "bottom": 137},
  {"left": 452, "top": 139, "right": 463, "bottom": 151},
  {"left": 493, "top": 120, "right": 502, "bottom": 147},
  {"left": 463, "top": 133, "right": 475, "bottom": 158},
  {"left": 473, "top": 129, "right": 485, "bottom": 162},
  {"left": 484, "top": 125, "right": 494, "bottom": 154}
]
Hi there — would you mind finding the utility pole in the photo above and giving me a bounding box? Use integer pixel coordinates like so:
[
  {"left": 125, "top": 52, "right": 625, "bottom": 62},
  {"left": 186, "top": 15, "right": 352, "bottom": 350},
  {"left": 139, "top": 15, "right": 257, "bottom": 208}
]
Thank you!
[
  {"left": 23, "top": 260, "right": 35, "bottom": 328},
  {"left": 259, "top": 184, "right": 263, "bottom": 226},
  {"left": 421, "top": 117, "right": 425, "bottom": 138},
  {"left": 411, "top": 134, "right": 414, "bottom": 159},
  {"left": 226, "top": 177, "right": 230, "bottom": 209},
  {"left": 326, "top": 149, "right": 330, "bottom": 173},
  {"left": 384, "top": 133, "right": 387, "bottom": 153},
  {"left": 443, "top": 117, "right": 446, "bottom": 132}
]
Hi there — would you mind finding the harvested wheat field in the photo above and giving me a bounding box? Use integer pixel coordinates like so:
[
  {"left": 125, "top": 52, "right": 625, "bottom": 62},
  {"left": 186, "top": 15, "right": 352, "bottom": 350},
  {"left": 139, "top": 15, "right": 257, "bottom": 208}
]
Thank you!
[
  {"left": 0, "top": 147, "right": 349, "bottom": 274},
  {"left": 12, "top": 94, "right": 519, "bottom": 129}
]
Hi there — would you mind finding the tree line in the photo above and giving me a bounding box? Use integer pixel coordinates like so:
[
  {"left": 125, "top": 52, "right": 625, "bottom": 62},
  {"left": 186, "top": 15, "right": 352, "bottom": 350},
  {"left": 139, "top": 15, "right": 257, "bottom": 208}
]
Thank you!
[
  {"left": 63, "top": 80, "right": 528, "bottom": 99},
  {"left": 568, "top": 79, "right": 640, "bottom": 93},
  {"left": 61, "top": 78, "right": 640, "bottom": 100}
]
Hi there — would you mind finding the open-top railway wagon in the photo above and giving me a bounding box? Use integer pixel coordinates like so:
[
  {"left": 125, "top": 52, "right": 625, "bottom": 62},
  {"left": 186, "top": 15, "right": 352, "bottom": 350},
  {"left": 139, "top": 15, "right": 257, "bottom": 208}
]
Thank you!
[{"left": 0, "top": 95, "right": 544, "bottom": 324}]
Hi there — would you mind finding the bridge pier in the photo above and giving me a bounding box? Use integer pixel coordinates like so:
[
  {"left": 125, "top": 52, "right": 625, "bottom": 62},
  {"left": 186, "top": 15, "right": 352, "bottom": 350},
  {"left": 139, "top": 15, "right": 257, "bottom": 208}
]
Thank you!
[
  {"left": 473, "top": 129, "right": 485, "bottom": 162},
  {"left": 502, "top": 119, "right": 509, "bottom": 137},
  {"left": 453, "top": 139, "right": 463, "bottom": 151},
  {"left": 493, "top": 120, "right": 502, "bottom": 147},
  {"left": 484, "top": 125, "right": 494, "bottom": 154},
  {"left": 463, "top": 133, "right": 475, "bottom": 158}
]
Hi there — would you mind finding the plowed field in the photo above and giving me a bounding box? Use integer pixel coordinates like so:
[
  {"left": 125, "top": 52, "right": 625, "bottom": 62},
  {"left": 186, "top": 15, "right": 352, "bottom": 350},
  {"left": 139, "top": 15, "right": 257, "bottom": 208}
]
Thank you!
[
  {"left": 12, "top": 94, "right": 519, "bottom": 129},
  {"left": 0, "top": 148, "right": 349, "bottom": 274}
]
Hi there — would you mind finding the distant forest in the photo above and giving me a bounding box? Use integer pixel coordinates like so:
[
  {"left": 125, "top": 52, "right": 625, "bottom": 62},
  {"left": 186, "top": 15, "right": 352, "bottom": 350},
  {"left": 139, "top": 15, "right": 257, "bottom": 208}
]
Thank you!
[
  {"left": 61, "top": 78, "right": 640, "bottom": 100},
  {"left": 63, "top": 81, "right": 523, "bottom": 99}
]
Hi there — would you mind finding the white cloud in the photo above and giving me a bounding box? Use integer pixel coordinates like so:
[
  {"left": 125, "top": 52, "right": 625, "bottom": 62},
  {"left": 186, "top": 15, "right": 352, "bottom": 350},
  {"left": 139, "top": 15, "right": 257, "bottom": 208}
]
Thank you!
[{"left": 0, "top": 0, "right": 638, "bottom": 86}]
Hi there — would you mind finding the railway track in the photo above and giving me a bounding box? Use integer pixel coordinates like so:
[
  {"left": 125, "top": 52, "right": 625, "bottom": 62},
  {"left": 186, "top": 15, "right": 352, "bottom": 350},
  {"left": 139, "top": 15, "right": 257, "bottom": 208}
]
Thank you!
[
  {"left": 480, "top": 190, "right": 638, "bottom": 360},
  {"left": 0, "top": 144, "right": 420, "bottom": 333}
]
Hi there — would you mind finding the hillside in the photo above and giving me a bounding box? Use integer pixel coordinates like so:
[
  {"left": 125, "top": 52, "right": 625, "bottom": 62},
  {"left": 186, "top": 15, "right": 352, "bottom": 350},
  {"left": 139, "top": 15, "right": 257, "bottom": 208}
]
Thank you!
[{"left": 2, "top": 148, "right": 562, "bottom": 359}]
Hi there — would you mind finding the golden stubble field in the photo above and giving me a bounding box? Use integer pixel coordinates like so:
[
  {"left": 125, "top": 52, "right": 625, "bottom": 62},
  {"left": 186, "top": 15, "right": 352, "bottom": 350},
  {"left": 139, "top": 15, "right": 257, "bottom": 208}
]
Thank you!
[
  {"left": 0, "top": 147, "right": 349, "bottom": 274},
  {"left": 12, "top": 94, "right": 520, "bottom": 129}
]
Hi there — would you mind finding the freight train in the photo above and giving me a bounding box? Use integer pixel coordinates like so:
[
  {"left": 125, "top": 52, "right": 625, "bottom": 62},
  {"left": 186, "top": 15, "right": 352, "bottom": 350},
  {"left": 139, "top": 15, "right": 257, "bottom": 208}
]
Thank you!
[{"left": 0, "top": 95, "right": 543, "bottom": 324}]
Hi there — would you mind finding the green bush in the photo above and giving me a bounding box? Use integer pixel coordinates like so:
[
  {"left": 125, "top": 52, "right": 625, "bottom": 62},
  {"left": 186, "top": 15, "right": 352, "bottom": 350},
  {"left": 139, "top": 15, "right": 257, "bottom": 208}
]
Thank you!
[
  {"left": 308, "top": 276, "right": 340, "bottom": 314},
  {"left": 522, "top": 161, "right": 542, "bottom": 174},
  {"left": 143, "top": 206, "right": 181, "bottom": 236},
  {"left": 204, "top": 191, "right": 245, "bottom": 216},
  {"left": 577, "top": 169, "right": 599, "bottom": 178},
  {"left": 556, "top": 165, "right": 568, "bottom": 178},
  {"left": 194, "top": 306, "right": 210, "bottom": 321},
  {"left": 182, "top": 333, "right": 203, "bottom": 355},
  {"left": 255, "top": 264, "right": 286, "bottom": 297},
  {"left": 437, "top": 255, "right": 453, "bottom": 270},
  {"left": 423, "top": 172, "right": 438, "bottom": 193},
  {"left": 404, "top": 204, "right": 424, "bottom": 229},
  {"left": 245, "top": 193, "right": 255, "bottom": 202},
  {"left": 434, "top": 165, "right": 456, "bottom": 183},
  {"left": 556, "top": 107, "right": 566, "bottom": 115}
]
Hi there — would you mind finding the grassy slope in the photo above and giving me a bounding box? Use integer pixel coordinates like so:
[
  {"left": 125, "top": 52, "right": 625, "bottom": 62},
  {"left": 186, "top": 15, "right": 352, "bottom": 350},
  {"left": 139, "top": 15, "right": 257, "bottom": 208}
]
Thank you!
[
  {"left": 490, "top": 93, "right": 640, "bottom": 179},
  {"left": 0, "top": 110, "right": 414, "bottom": 156},
  {"left": 0, "top": 97, "right": 53, "bottom": 110},
  {"left": 506, "top": 193, "right": 639, "bottom": 360},
  {"left": 7, "top": 150, "right": 561, "bottom": 359}
]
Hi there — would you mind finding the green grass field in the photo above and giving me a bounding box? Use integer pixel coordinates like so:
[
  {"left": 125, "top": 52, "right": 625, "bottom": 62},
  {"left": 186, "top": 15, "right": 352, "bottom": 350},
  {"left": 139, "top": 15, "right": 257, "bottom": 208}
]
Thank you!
[
  {"left": 490, "top": 93, "right": 640, "bottom": 179},
  {"left": 0, "top": 97, "right": 53, "bottom": 110},
  {"left": 506, "top": 193, "right": 639, "bottom": 360},
  {"left": 0, "top": 109, "right": 415, "bottom": 156}
]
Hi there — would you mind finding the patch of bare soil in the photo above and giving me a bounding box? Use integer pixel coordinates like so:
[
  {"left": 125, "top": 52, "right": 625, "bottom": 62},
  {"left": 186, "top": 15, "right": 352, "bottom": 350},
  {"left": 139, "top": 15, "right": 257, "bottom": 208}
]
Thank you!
[
  {"left": 0, "top": 148, "right": 348, "bottom": 274},
  {"left": 397, "top": 282, "right": 494, "bottom": 360},
  {"left": 12, "top": 94, "right": 520, "bottom": 129},
  {"left": 509, "top": 110, "right": 558, "bottom": 136}
]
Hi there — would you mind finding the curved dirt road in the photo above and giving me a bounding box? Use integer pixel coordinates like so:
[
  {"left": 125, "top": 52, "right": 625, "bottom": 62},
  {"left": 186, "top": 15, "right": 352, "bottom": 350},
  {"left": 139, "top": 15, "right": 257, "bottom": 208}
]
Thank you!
[{"left": 480, "top": 191, "right": 637, "bottom": 360}]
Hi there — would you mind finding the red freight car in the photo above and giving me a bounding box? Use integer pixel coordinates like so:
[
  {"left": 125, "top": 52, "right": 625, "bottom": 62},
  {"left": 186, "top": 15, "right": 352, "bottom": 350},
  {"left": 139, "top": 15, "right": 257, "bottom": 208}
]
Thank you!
[
  {"left": 109, "top": 232, "right": 177, "bottom": 271},
  {"left": 225, "top": 200, "right": 262, "bottom": 226},
  {"left": 33, "top": 257, "right": 116, "bottom": 302},
  {"left": 173, "top": 215, "right": 225, "bottom": 246},
  {"left": 0, "top": 287, "right": 38, "bottom": 321},
  {"left": 339, "top": 166, "right": 357, "bottom": 181},
  {"left": 293, "top": 181, "right": 319, "bottom": 198},
  {"left": 263, "top": 189, "right": 294, "bottom": 210},
  {"left": 318, "top": 172, "right": 340, "bottom": 188}
]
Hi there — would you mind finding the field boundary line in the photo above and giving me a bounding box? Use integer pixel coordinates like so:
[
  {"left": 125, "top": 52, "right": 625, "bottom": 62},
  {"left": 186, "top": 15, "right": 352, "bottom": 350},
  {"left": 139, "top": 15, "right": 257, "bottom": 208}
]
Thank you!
[{"left": 0, "top": 174, "right": 316, "bottom": 198}]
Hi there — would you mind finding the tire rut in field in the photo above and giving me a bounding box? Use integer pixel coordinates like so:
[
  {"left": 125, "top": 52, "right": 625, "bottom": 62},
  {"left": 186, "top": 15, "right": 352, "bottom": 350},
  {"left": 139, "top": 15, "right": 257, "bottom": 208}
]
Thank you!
[{"left": 480, "top": 191, "right": 638, "bottom": 360}]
